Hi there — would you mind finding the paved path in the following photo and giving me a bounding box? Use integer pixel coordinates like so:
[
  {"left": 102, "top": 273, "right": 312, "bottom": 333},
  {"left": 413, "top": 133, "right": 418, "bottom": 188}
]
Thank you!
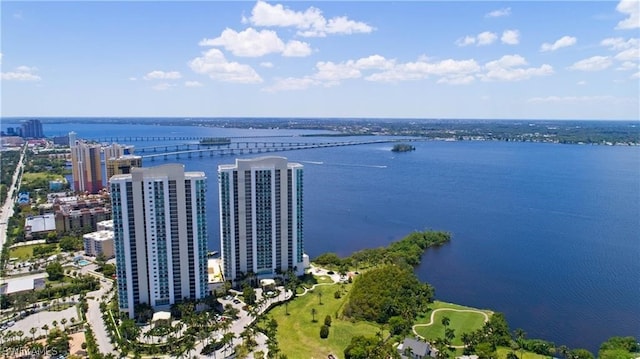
[
  {"left": 412, "top": 308, "right": 490, "bottom": 348},
  {"left": 86, "top": 279, "right": 115, "bottom": 354}
]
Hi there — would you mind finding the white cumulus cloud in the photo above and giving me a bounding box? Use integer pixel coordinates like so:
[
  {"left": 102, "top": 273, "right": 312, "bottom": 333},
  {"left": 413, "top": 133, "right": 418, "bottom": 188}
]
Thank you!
[
  {"left": 199, "top": 28, "right": 311, "bottom": 58},
  {"left": 616, "top": 61, "right": 639, "bottom": 71},
  {"left": 260, "top": 62, "right": 274, "bottom": 68},
  {"left": 189, "top": 48, "right": 262, "bottom": 84},
  {"left": 456, "top": 32, "right": 497, "bottom": 47},
  {"left": 263, "top": 77, "right": 319, "bottom": 92},
  {"left": 540, "top": 36, "right": 577, "bottom": 52},
  {"left": 501, "top": 30, "right": 520, "bottom": 45},
  {"left": 184, "top": 81, "right": 203, "bottom": 87},
  {"left": 248, "top": 0, "right": 374, "bottom": 37},
  {"left": 283, "top": 40, "right": 312, "bottom": 57},
  {"left": 143, "top": 70, "right": 182, "bottom": 80},
  {"left": 481, "top": 55, "right": 554, "bottom": 81},
  {"left": 477, "top": 31, "right": 498, "bottom": 46},
  {"left": 616, "top": 0, "right": 639, "bottom": 29},
  {"left": 1, "top": 65, "right": 41, "bottom": 81},
  {"left": 455, "top": 36, "right": 476, "bottom": 47},
  {"left": 486, "top": 7, "right": 511, "bottom": 18},
  {"left": 568, "top": 56, "right": 613, "bottom": 71},
  {"left": 527, "top": 95, "right": 624, "bottom": 103},
  {"left": 601, "top": 37, "right": 639, "bottom": 50}
]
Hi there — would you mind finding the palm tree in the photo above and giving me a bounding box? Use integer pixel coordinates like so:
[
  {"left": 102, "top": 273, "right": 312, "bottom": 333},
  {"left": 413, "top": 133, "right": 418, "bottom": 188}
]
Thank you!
[
  {"left": 183, "top": 337, "right": 196, "bottom": 359},
  {"left": 311, "top": 308, "right": 317, "bottom": 322},
  {"left": 317, "top": 291, "right": 323, "bottom": 305},
  {"left": 403, "top": 346, "right": 415, "bottom": 358},
  {"left": 16, "top": 330, "right": 24, "bottom": 343},
  {"left": 558, "top": 345, "right": 569, "bottom": 359},
  {"left": 441, "top": 316, "right": 450, "bottom": 327},
  {"left": 29, "top": 327, "right": 37, "bottom": 341},
  {"left": 52, "top": 320, "right": 58, "bottom": 331},
  {"left": 514, "top": 328, "right": 526, "bottom": 359},
  {"left": 41, "top": 324, "right": 49, "bottom": 337},
  {"left": 222, "top": 332, "right": 236, "bottom": 356},
  {"left": 60, "top": 318, "right": 68, "bottom": 331}
]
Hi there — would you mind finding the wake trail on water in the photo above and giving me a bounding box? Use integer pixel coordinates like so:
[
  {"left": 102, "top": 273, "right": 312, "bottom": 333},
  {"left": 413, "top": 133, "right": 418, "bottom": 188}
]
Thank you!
[{"left": 299, "top": 160, "right": 387, "bottom": 169}]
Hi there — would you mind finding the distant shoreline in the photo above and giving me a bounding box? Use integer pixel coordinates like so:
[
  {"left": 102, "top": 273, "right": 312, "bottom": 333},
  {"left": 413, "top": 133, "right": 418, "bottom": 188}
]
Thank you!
[{"left": 2, "top": 117, "right": 638, "bottom": 146}]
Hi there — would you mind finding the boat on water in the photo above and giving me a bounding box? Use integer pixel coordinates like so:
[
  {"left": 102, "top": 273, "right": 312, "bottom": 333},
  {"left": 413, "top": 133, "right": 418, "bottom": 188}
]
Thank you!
[{"left": 199, "top": 137, "right": 231, "bottom": 146}]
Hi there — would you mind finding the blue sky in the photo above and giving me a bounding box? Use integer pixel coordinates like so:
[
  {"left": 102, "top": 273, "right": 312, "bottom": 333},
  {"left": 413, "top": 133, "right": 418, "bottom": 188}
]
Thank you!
[{"left": 1, "top": 1, "right": 638, "bottom": 120}]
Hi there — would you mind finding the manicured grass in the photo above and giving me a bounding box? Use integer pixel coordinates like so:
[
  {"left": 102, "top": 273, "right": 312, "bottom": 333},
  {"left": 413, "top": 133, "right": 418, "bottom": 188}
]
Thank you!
[
  {"left": 414, "top": 301, "right": 492, "bottom": 346},
  {"left": 9, "top": 244, "right": 60, "bottom": 260},
  {"left": 497, "top": 347, "right": 550, "bottom": 359},
  {"left": 21, "top": 172, "right": 65, "bottom": 184},
  {"left": 315, "top": 275, "right": 334, "bottom": 284},
  {"left": 9, "top": 244, "right": 40, "bottom": 260},
  {"left": 268, "top": 283, "right": 386, "bottom": 358}
]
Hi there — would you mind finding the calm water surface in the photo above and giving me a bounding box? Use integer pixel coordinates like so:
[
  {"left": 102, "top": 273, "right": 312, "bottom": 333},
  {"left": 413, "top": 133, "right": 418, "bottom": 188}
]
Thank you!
[{"left": 7, "top": 121, "right": 638, "bottom": 352}]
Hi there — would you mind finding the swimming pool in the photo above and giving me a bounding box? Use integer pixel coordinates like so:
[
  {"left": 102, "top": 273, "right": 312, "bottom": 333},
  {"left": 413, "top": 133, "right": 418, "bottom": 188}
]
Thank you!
[{"left": 77, "top": 259, "right": 90, "bottom": 266}]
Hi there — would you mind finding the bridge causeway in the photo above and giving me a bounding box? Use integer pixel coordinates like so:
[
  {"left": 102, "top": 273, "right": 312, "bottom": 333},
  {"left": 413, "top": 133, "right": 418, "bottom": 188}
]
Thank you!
[{"left": 140, "top": 138, "right": 417, "bottom": 161}]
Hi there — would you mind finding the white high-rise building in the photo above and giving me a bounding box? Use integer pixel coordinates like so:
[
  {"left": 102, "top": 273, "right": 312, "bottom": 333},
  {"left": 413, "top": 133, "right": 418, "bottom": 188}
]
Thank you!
[
  {"left": 218, "top": 156, "right": 307, "bottom": 284},
  {"left": 110, "top": 164, "right": 208, "bottom": 318}
]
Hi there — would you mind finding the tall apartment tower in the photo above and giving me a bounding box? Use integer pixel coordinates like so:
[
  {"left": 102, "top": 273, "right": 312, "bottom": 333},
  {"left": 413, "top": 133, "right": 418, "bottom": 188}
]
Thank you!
[
  {"left": 104, "top": 143, "right": 135, "bottom": 161},
  {"left": 68, "top": 132, "right": 77, "bottom": 147},
  {"left": 71, "top": 142, "right": 103, "bottom": 194},
  {"left": 218, "top": 156, "right": 306, "bottom": 283},
  {"left": 106, "top": 155, "right": 143, "bottom": 183},
  {"left": 110, "top": 164, "right": 208, "bottom": 318},
  {"left": 21, "top": 119, "right": 44, "bottom": 138}
]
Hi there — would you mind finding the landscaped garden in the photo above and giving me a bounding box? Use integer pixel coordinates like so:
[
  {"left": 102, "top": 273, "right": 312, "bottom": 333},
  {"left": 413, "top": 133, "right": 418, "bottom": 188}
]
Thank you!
[
  {"left": 266, "top": 282, "right": 388, "bottom": 358},
  {"left": 414, "top": 301, "right": 492, "bottom": 347}
]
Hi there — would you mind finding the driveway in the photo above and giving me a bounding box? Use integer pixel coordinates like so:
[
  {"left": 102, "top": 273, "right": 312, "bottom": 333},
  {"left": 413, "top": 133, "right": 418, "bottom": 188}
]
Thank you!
[{"left": 85, "top": 279, "right": 115, "bottom": 354}]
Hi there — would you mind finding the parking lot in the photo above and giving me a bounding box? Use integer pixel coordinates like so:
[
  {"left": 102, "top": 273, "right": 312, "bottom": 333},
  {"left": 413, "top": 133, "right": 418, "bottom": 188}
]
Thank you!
[{"left": 6, "top": 305, "right": 79, "bottom": 338}]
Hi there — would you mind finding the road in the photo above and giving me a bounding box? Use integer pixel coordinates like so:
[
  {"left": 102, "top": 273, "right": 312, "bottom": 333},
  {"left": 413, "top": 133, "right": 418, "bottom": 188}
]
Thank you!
[
  {"left": 86, "top": 278, "right": 116, "bottom": 355},
  {"left": 0, "top": 144, "right": 26, "bottom": 252},
  {"left": 193, "top": 287, "right": 293, "bottom": 358}
]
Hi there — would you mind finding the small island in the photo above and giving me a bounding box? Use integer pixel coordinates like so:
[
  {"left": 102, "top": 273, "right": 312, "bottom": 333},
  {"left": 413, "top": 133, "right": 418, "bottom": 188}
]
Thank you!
[{"left": 391, "top": 143, "right": 416, "bottom": 152}]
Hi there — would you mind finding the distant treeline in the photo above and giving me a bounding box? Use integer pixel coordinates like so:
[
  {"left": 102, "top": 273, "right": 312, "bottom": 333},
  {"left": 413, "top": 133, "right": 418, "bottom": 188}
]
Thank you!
[
  {"left": 7, "top": 118, "right": 637, "bottom": 145},
  {"left": 314, "top": 230, "right": 451, "bottom": 269}
]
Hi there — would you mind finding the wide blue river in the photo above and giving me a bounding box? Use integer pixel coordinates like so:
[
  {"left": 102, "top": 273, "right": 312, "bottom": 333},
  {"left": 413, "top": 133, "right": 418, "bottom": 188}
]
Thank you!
[{"left": 8, "top": 121, "right": 640, "bottom": 353}]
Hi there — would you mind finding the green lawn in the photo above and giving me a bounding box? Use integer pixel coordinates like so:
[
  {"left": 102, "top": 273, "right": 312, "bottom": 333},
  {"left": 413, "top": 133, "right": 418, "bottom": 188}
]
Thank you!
[
  {"left": 9, "top": 244, "right": 61, "bottom": 260},
  {"left": 315, "top": 275, "right": 334, "bottom": 284},
  {"left": 21, "top": 172, "right": 65, "bottom": 184},
  {"left": 9, "top": 244, "right": 40, "bottom": 260},
  {"left": 414, "top": 301, "right": 492, "bottom": 346},
  {"left": 268, "top": 283, "right": 386, "bottom": 358}
]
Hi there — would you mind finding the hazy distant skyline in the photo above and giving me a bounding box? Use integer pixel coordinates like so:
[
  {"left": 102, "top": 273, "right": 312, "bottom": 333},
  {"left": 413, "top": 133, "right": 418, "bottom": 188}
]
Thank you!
[{"left": 1, "top": 1, "right": 638, "bottom": 120}]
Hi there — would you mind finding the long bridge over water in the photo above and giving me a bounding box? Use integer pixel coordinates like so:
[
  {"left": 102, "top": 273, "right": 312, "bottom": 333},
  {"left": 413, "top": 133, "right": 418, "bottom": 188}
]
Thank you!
[
  {"left": 140, "top": 138, "right": 418, "bottom": 161},
  {"left": 92, "top": 135, "right": 297, "bottom": 143}
]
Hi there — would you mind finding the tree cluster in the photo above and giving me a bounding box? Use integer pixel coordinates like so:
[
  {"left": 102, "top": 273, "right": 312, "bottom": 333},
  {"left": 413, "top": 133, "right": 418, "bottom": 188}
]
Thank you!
[
  {"left": 342, "top": 264, "right": 434, "bottom": 324},
  {"left": 343, "top": 335, "right": 400, "bottom": 359},
  {"left": 314, "top": 230, "right": 451, "bottom": 270},
  {"left": 598, "top": 337, "right": 639, "bottom": 359}
]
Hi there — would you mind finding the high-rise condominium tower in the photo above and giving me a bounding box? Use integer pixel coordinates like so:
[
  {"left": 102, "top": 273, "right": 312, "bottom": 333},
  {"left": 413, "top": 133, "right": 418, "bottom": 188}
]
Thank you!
[
  {"left": 110, "top": 164, "right": 208, "bottom": 318},
  {"left": 218, "top": 156, "right": 306, "bottom": 283},
  {"left": 71, "top": 141, "right": 103, "bottom": 194}
]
